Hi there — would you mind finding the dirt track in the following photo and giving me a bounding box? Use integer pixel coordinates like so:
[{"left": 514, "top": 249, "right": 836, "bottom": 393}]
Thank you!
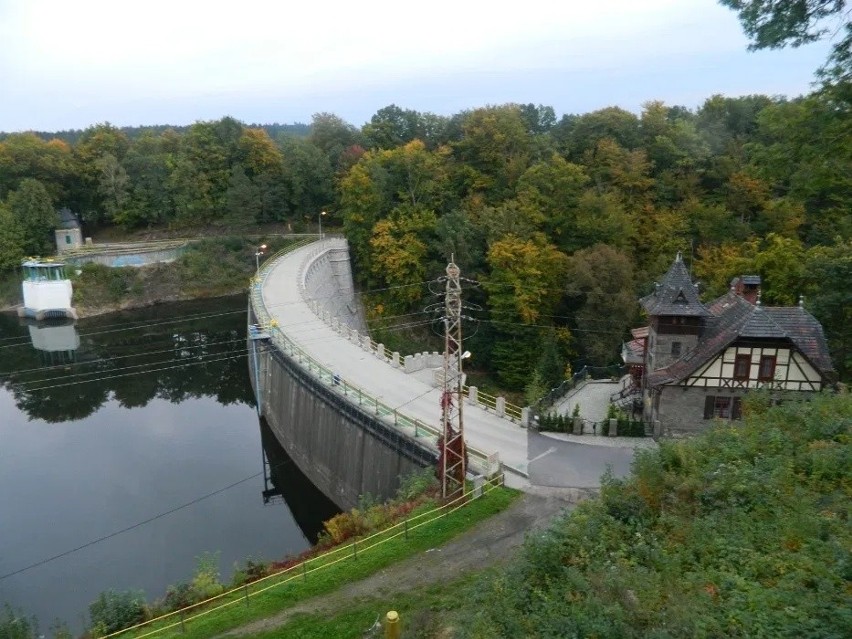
[{"left": 220, "top": 486, "right": 593, "bottom": 637}]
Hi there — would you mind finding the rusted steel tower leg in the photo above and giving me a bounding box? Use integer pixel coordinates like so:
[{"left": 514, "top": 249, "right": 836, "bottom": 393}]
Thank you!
[{"left": 439, "top": 257, "right": 466, "bottom": 499}]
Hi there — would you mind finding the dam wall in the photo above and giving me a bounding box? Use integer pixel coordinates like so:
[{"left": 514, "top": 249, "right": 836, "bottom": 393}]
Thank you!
[
  {"left": 301, "top": 243, "right": 365, "bottom": 332},
  {"left": 249, "top": 240, "right": 436, "bottom": 511}
]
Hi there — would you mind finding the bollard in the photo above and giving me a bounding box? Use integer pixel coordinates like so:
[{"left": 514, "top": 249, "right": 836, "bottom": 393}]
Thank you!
[{"left": 385, "top": 611, "right": 401, "bottom": 639}]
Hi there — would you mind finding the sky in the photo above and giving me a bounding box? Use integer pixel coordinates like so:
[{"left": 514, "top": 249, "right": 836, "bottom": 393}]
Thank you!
[{"left": 0, "top": 0, "right": 833, "bottom": 132}]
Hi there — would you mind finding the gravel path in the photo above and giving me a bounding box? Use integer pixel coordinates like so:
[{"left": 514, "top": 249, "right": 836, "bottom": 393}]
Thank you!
[{"left": 219, "top": 486, "right": 592, "bottom": 637}]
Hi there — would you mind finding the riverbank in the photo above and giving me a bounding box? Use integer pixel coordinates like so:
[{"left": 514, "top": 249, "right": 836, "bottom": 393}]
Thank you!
[
  {"left": 0, "top": 236, "right": 297, "bottom": 318},
  {"left": 71, "top": 482, "right": 522, "bottom": 639}
]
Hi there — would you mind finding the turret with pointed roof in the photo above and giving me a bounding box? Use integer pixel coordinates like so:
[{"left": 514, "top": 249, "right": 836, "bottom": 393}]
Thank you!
[{"left": 640, "top": 252, "right": 709, "bottom": 317}]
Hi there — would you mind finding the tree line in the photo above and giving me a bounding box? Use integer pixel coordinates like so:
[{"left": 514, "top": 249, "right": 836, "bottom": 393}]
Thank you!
[{"left": 0, "top": 87, "right": 849, "bottom": 384}]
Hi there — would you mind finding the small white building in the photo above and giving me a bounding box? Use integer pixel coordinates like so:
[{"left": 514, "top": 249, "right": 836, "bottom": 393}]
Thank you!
[{"left": 18, "top": 260, "right": 77, "bottom": 320}]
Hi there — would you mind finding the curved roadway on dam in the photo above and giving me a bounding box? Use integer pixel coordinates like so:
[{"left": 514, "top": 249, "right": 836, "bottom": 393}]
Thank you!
[{"left": 258, "top": 238, "right": 637, "bottom": 490}]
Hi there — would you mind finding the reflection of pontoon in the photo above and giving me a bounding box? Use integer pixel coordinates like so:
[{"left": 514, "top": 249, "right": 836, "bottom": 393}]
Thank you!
[
  {"left": 18, "top": 260, "right": 77, "bottom": 320},
  {"left": 22, "top": 317, "right": 80, "bottom": 365},
  {"left": 259, "top": 417, "right": 340, "bottom": 544}
]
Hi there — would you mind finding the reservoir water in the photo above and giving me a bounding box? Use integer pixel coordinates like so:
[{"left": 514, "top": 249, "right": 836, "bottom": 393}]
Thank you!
[{"left": 0, "top": 296, "right": 339, "bottom": 633}]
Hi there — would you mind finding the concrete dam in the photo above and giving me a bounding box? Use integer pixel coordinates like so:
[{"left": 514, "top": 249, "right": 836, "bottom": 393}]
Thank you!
[
  {"left": 248, "top": 238, "right": 528, "bottom": 511},
  {"left": 248, "top": 239, "right": 436, "bottom": 510}
]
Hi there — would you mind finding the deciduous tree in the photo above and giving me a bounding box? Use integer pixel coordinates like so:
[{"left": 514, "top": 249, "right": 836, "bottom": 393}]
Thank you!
[{"left": 7, "top": 178, "right": 57, "bottom": 256}]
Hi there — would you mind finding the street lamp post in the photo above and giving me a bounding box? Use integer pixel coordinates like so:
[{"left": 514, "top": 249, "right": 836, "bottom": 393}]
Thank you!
[
  {"left": 254, "top": 244, "right": 267, "bottom": 273},
  {"left": 319, "top": 210, "right": 327, "bottom": 239}
]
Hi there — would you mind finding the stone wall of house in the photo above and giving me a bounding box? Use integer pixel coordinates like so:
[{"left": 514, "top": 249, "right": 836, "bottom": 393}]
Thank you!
[
  {"left": 657, "top": 386, "right": 731, "bottom": 435},
  {"left": 648, "top": 329, "right": 700, "bottom": 371}
]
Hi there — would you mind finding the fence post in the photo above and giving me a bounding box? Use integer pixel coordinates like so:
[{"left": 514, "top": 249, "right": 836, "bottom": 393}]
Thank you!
[
  {"left": 353, "top": 538, "right": 358, "bottom": 560},
  {"left": 467, "top": 386, "right": 478, "bottom": 406},
  {"left": 404, "top": 518, "right": 409, "bottom": 539},
  {"left": 303, "top": 561, "right": 307, "bottom": 582},
  {"left": 180, "top": 612, "right": 186, "bottom": 633},
  {"left": 243, "top": 583, "right": 249, "bottom": 606}
]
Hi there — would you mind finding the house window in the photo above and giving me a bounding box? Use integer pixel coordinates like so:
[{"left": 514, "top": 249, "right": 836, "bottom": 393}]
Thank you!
[
  {"left": 734, "top": 354, "right": 751, "bottom": 380},
  {"left": 758, "top": 355, "right": 776, "bottom": 381},
  {"left": 671, "top": 341, "right": 681, "bottom": 358},
  {"left": 704, "top": 396, "right": 743, "bottom": 420},
  {"left": 65, "top": 234, "right": 72, "bottom": 244}
]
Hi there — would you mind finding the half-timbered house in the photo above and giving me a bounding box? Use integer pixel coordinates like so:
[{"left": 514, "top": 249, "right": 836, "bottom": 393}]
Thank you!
[{"left": 629, "top": 253, "right": 835, "bottom": 436}]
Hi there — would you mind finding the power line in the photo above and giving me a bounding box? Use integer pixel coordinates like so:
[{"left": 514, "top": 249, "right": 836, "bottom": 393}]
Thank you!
[
  {"left": 0, "top": 280, "right": 437, "bottom": 349},
  {"left": 10, "top": 314, "right": 438, "bottom": 391},
  {"left": 0, "top": 456, "right": 297, "bottom": 583},
  {"left": 14, "top": 351, "right": 250, "bottom": 393},
  {"left": 0, "top": 336, "right": 246, "bottom": 378},
  {"left": 9, "top": 346, "right": 250, "bottom": 388},
  {"left": 0, "top": 309, "right": 248, "bottom": 350}
]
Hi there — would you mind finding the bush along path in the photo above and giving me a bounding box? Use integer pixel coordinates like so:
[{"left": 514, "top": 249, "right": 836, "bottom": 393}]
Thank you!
[
  {"left": 93, "top": 477, "right": 563, "bottom": 639},
  {"left": 217, "top": 486, "right": 591, "bottom": 638}
]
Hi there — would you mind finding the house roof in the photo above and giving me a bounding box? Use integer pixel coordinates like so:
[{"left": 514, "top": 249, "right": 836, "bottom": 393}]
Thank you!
[
  {"left": 640, "top": 252, "right": 710, "bottom": 317},
  {"left": 646, "top": 291, "right": 835, "bottom": 386},
  {"left": 622, "top": 337, "right": 646, "bottom": 365},
  {"left": 57, "top": 207, "right": 80, "bottom": 229},
  {"left": 631, "top": 326, "right": 649, "bottom": 339}
]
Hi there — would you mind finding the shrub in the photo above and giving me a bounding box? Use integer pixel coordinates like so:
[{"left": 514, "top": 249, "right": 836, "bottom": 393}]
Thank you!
[
  {"left": 395, "top": 468, "right": 438, "bottom": 501},
  {"left": 0, "top": 605, "right": 37, "bottom": 639},
  {"left": 465, "top": 394, "right": 852, "bottom": 637},
  {"left": 88, "top": 589, "right": 147, "bottom": 636},
  {"left": 230, "top": 558, "right": 271, "bottom": 587},
  {"left": 190, "top": 552, "right": 224, "bottom": 601}
]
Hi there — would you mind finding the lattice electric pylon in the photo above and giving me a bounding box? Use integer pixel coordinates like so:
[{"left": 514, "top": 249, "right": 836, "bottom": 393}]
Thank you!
[{"left": 439, "top": 257, "right": 467, "bottom": 499}]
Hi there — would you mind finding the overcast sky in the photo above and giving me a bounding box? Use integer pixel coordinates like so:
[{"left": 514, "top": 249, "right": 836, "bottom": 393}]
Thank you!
[{"left": 0, "top": 0, "right": 831, "bottom": 132}]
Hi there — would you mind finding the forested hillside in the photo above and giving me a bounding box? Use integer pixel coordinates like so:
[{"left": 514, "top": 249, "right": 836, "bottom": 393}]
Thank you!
[{"left": 1, "top": 91, "right": 849, "bottom": 384}]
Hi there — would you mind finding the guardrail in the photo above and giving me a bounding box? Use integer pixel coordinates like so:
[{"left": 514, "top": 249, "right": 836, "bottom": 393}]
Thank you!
[
  {"left": 104, "top": 475, "right": 505, "bottom": 639},
  {"left": 296, "top": 241, "right": 524, "bottom": 426},
  {"left": 249, "top": 240, "right": 501, "bottom": 477}
]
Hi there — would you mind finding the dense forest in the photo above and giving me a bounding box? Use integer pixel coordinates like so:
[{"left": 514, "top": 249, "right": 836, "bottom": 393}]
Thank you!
[
  {"left": 1, "top": 0, "right": 850, "bottom": 388},
  {"left": 1, "top": 89, "right": 848, "bottom": 385}
]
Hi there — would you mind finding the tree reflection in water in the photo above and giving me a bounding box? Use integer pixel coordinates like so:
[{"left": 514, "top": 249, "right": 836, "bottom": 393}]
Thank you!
[{"left": 0, "top": 296, "right": 255, "bottom": 423}]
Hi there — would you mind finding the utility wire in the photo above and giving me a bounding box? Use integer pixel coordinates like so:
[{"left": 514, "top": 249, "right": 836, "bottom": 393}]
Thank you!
[
  {"left": 9, "top": 346, "right": 250, "bottom": 388},
  {"left": 0, "top": 456, "right": 298, "bottom": 583},
  {"left": 15, "top": 351, "right": 250, "bottom": 393},
  {"left": 10, "top": 313, "right": 439, "bottom": 391},
  {"left": 0, "top": 281, "right": 437, "bottom": 349},
  {"left": 0, "top": 336, "right": 246, "bottom": 378}
]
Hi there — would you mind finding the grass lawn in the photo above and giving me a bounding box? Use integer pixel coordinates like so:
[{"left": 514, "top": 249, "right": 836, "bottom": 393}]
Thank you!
[
  {"left": 243, "top": 569, "right": 490, "bottom": 639},
  {"left": 120, "top": 486, "right": 518, "bottom": 639}
]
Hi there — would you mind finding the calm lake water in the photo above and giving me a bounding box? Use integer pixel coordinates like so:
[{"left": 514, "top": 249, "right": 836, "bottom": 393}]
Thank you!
[{"left": 0, "top": 296, "right": 339, "bottom": 633}]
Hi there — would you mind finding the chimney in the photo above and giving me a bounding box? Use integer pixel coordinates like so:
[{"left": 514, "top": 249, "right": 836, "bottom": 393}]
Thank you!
[{"left": 730, "top": 275, "right": 761, "bottom": 305}]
